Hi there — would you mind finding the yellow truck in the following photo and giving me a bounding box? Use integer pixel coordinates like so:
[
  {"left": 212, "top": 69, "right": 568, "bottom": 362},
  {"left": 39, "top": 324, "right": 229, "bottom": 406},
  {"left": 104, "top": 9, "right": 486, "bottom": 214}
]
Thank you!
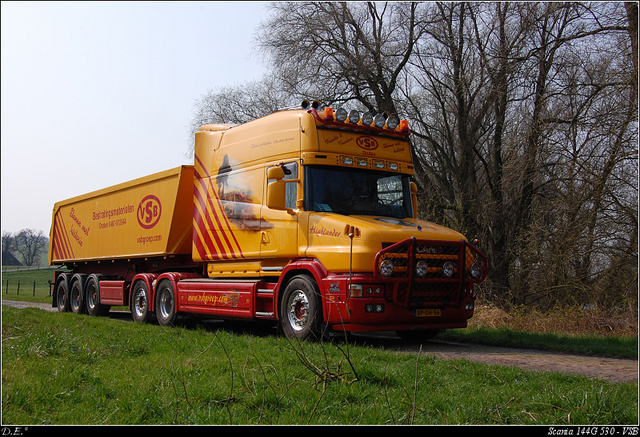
[{"left": 49, "top": 101, "right": 487, "bottom": 340}]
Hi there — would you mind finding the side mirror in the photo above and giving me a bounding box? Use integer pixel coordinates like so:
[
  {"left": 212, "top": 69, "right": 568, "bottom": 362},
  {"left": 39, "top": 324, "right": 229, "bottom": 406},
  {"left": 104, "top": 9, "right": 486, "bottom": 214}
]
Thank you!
[
  {"left": 267, "top": 166, "right": 285, "bottom": 180},
  {"left": 266, "top": 166, "right": 287, "bottom": 211},
  {"left": 410, "top": 182, "right": 418, "bottom": 219}
]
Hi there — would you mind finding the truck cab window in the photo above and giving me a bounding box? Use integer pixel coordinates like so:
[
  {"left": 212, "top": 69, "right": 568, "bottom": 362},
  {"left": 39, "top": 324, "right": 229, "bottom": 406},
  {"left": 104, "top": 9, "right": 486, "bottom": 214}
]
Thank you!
[{"left": 305, "top": 165, "right": 412, "bottom": 219}]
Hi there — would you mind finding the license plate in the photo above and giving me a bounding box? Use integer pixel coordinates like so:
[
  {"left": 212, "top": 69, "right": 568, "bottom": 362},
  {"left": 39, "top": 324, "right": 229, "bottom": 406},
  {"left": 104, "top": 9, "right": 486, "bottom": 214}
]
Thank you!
[{"left": 415, "top": 309, "right": 441, "bottom": 317}]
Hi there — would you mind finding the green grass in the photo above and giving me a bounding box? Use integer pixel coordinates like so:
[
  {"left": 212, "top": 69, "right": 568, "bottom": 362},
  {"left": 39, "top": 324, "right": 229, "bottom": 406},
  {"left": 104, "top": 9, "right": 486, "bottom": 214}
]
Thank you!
[{"left": 2, "top": 305, "right": 638, "bottom": 425}]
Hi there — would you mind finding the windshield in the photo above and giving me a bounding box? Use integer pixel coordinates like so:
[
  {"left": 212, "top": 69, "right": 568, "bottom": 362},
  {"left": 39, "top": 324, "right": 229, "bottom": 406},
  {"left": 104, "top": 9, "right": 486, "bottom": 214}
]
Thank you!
[{"left": 304, "top": 165, "right": 413, "bottom": 219}]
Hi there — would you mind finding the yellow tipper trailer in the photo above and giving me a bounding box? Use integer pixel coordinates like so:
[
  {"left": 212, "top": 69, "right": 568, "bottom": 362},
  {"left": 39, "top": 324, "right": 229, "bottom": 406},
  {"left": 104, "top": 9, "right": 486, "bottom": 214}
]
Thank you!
[
  {"left": 49, "top": 166, "right": 194, "bottom": 264},
  {"left": 49, "top": 101, "right": 487, "bottom": 340}
]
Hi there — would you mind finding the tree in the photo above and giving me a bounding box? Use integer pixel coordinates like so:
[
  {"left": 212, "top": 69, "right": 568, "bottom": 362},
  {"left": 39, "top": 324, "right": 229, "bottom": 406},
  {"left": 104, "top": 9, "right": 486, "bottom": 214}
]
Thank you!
[
  {"left": 187, "top": 74, "right": 291, "bottom": 157},
  {"left": 15, "top": 229, "right": 47, "bottom": 267},
  {"left": 188, "top": 1, "right": 638, "bottom": 310},
  {"left": 258, "top": 1, "right": 423, "bottom": 115},
  {"left": 2, "top": 231, "right": 21, "bottom": 266}
]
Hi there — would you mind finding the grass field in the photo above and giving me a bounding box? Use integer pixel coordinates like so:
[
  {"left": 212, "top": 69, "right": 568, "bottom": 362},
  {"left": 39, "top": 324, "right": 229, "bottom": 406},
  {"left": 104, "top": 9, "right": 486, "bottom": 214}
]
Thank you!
[
  {"left": 2, "top": 268, "right": 638, "bottom": 425},
  {"left": 2, "top": 305, "right": 638, "bottom": 425},
  {"left": 1, "top": 267, "right": 58, "bottom": 303}
]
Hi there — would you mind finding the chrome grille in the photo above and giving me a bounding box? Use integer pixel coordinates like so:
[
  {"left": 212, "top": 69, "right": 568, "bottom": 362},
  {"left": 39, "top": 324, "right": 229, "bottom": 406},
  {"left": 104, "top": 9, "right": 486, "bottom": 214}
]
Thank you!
[{"left": 374, "top": 238, "right": 487, "bottom": 308}]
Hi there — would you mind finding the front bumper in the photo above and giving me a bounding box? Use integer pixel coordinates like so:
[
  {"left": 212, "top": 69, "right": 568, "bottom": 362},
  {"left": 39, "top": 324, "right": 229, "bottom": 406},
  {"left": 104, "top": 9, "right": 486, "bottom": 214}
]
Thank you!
[{"left": 321, "top": 238, "right": 487, "bottom": 333}]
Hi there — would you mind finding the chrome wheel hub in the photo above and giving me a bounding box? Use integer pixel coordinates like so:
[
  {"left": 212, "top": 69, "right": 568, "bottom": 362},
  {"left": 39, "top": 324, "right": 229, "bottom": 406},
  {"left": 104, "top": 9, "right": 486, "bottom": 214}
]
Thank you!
[
  {"left": 286, "top": 289, "right": 309, "bottom": 331},
  {"left": 133, "top": 289, "right": 147, "bottom": 317}
]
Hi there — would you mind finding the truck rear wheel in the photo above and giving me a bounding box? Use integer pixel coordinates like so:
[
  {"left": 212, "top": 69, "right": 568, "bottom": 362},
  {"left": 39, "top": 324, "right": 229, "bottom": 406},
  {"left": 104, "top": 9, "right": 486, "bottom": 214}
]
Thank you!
[
  {"left": 131, "top": 280, "right": 152, "bottom": 323},
  {"left": 279, "top": 275, "right": 324, "bottom": 341},
  {"left": 55, "top": 275, "right": 70, "bottom": 313},
  {"left": 85, "top": 274, "right": 109, "bottom": 317},
  {"left": 155, "top": 280, "right": 176, "bottom": 326},
  {"left": 69, "top": 277, "right": 85, "bottom": 314}
]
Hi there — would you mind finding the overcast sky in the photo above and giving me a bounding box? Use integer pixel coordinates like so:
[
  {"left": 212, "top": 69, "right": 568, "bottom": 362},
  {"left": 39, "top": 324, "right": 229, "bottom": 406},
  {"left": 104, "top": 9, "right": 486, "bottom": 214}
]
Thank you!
[{"left": 1, "top": 1, "right": 269, "bottom": 236}]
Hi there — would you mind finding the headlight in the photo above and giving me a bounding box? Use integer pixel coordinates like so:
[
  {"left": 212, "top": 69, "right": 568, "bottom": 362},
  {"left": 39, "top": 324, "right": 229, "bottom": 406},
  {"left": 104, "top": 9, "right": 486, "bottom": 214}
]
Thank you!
[
  {"left": 335, "top": 107, "right": 348, "bottom": 122},
  {"left": 416, "top": 260, "right": 429, "bottom": 277},
  {"left": 374, "top": 113, "right": 386, "bottom": 128},
  {"left": 379, "top": 259, "right": 394, "bottom": 277},
  {"left": 443, "top": 261, "right": 455, "bottom": 278},
  {"left": 362, "top": 112, "right": 374, "bottom": 126},
  {"left": 348, "top": 110, "right": 360, "bottom": 124},
  {"left": 386, "top": 115, "right": 400, "bottom": 130},
  {"left": 469, "top": 261, "right": 482, "bottom": 279}
]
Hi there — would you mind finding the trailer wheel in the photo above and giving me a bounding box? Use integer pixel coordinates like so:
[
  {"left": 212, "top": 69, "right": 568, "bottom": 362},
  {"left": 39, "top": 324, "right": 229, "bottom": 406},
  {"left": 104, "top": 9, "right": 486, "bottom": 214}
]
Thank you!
[
  {"left": 279, "top": 275, "right": 324, "bottom": 341},
  {"left": 86, "top": 274, "right": 109, "bottom": 317},
  {"left": 69, "top": 277, "right": 85, "bottom": 314},
  {"left": 155, "top": 280, "right": 176, "bottom": 326},
  {"left": 131, "top": 280, "right": 152, "bottom": 323},
  {"left": 55, "top": 275, "right": 70, "bottom": 313}
]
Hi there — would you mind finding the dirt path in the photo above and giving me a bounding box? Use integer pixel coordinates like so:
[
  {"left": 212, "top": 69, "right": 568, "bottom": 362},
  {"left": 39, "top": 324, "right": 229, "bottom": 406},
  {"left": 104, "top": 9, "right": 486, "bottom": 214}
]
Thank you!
[
  {"left": 3, "top": 300, "right": 637, "bottom": 384},
  {"left": 382, "top": 338, "right": 638, "bottom": 384}
]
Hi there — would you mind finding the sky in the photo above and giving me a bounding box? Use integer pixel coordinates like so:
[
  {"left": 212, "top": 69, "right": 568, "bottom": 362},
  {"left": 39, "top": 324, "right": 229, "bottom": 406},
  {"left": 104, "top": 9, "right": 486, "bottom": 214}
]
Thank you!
[{"left": 1, "top": 1, "right": 270, "bottom": 236}]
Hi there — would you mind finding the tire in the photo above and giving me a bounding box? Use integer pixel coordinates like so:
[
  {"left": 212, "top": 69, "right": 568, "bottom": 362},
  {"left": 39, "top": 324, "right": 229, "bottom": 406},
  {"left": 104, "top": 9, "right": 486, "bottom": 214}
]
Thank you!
[
  {"left": 395, "top": 329, "right": 440, "bottom": 342},
  {"left": 131, "top": 280, "right": 152, "bottom": 323},
  {"left": 279, "top": 275, "right": 324, "bottom": 341},
  {"left": 85, "top": 274, "right": 109, "bottom": 317},
  {"left": 55, "top": 275, "right": 70, "bottom": 313},
  {"left": 155, "top": 280, "right": 177, "bottom": 326},
  {"left": 69, "top": 275, "right": 85, "bottom": 314}
]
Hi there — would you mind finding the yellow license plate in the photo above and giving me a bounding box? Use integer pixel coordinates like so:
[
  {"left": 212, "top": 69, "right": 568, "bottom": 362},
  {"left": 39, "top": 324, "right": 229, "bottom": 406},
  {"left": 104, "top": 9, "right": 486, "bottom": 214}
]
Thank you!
[{"left": 415, "top": 309, "right": 441, "bottom": 317}]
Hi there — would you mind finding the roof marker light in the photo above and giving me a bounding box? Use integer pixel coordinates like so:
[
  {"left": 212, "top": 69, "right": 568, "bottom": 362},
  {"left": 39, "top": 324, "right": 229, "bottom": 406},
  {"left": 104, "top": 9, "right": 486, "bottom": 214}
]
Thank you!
[
  {"left": 324, "top": 107, "right": 334, "bottom": 121},
  {"left": 341, "top": 156, "right": 353, "bottom": 165}
]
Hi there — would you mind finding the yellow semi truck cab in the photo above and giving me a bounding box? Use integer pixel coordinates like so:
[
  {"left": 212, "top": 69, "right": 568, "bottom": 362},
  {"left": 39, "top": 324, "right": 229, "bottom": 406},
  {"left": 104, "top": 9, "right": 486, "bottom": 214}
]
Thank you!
[
  {"left": 191, "top": 102, "right": 487, "bottom": 339},
  {"left": 49, "top": 101, "right": 487, "bottom": 341}
]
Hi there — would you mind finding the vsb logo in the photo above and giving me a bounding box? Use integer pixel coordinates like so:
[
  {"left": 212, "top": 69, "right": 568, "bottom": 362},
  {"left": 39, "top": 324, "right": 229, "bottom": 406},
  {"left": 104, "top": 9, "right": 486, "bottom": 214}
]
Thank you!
[
  {"left": 137, "top": 195, "right": 162, "bottom": 229},
  {"left": 356, "top": 136, "right": 378, "bottom": 150}
]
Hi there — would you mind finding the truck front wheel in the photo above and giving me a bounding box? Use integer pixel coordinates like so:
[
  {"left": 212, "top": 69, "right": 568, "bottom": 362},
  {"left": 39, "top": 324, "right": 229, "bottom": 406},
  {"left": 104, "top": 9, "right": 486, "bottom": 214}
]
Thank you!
[
  {"left": 279, "top": 275, "right": 324, "bottom": 341},
  {"left": 155, "top": 280, "right": 176, "bottom": 326}
]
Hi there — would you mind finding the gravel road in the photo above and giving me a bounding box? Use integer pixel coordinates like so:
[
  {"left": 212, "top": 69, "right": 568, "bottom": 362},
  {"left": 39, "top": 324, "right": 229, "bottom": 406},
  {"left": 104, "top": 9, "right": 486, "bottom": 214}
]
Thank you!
[{"left": 3, "top": 299, "right": 637, "bottom": 384}]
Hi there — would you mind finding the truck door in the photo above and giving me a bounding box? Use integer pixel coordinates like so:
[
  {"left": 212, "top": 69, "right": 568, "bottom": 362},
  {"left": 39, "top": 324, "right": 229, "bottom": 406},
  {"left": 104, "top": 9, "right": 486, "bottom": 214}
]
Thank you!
[{"left": 261, "top": 161, "right": 299, "bottom": 263}]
